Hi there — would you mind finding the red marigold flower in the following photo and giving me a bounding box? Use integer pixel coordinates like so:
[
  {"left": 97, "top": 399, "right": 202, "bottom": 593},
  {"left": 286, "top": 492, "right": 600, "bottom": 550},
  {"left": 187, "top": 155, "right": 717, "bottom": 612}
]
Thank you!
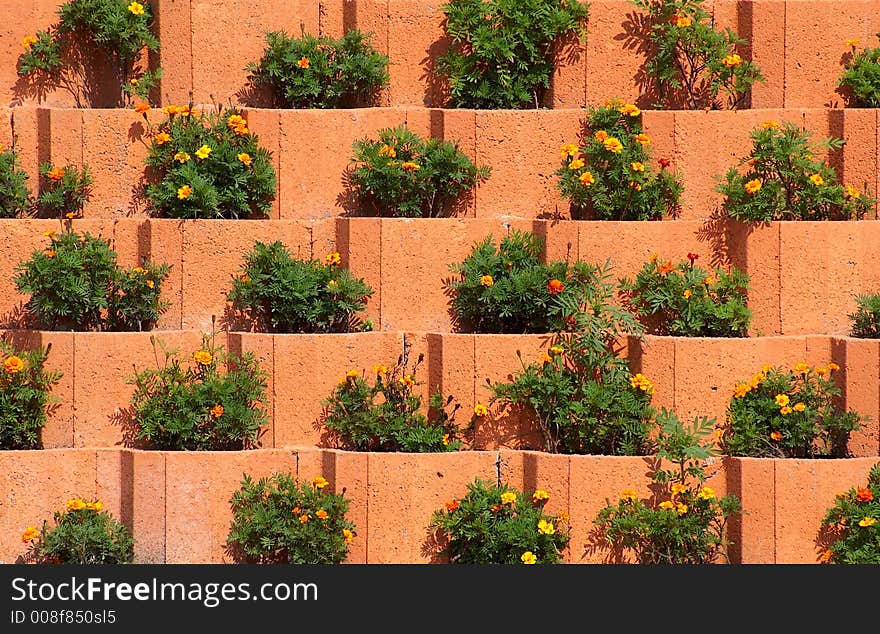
[
  {"left": 547, "top": 279, "right": 564, "bottom": 294},
  {"left": 687, "top": 252, "right": 699, "bottom": 262}
]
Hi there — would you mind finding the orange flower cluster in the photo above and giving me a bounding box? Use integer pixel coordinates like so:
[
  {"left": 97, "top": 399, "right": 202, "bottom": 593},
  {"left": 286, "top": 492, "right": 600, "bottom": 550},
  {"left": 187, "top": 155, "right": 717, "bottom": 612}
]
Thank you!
[{"left": 226, "top": 114, "right": 249, "bottom": 136}]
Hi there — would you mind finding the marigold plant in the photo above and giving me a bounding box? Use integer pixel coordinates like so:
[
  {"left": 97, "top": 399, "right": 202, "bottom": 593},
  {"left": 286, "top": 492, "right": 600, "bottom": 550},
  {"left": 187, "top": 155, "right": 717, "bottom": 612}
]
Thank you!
[
  {"left": 594, "top": 409, "right": 741, "bottom": 564},
  {"left": 849, "top": 293, "right": 880, "bottom": 339},
  {"left": 321, "top": 348, "right": 461, "bottom": 453},
  {"left": 17, "top": 0, "right": 160, "bottom": 107},
  {"left": 37, "top": 163, "right": 93, "bottom": 219},
  {"left": 226, "top": 241, "right": 373, "bottom": 333},
  {"left": 619, "top": 252, "right": 751, "bottom": 337},
  {"left": 127, "top": 331, "right": 269, "bottom": 450},
  {"left": 448, "top": 229, "right": 603, "bottom": 333},
  {"left": 717, "top": 121, "right": 875, "bottom": 221},
  {"left": 0, "top": 146, "right": 31, "bottom": 218},
  {"left": 0, "top": 341, "right": 63, "bottom": 450},
  {"left": 839, "top": 35, "right": 880, "bottom": 108},
  {"left": 820, "top": 462, "right": 880, "bottom": 564},
  {"left": 14, "top": 229, "right": 170, "bottom": 331},
  {"left": 227, "top": 472, "right": 357, "bottom": 564},
  {"left": 348, "top": 125, "right": 490, "bottom": 217},
  {"left": 630, "top": 0, "right": 763, "bottom": 109},
  {"left": 245, "top": 29, "right": 389, "bottom": 108},
  {"left": 22, "top": 497, "right": 134, "bottom": 564},
  {"left": 428, "top": 479, "right": 570, "bottom": 564},
  {"left": 555, "top": 100, "right": 682, "bottom": 220},
  {"left": 721, "top": 362, "right": 862, "bottom": 458},
  {"left": 143, "top": 105, "right": 277, "bottom": 219},
  {"left": 436, "top": 0, "right": 590, "bottom": 109}
]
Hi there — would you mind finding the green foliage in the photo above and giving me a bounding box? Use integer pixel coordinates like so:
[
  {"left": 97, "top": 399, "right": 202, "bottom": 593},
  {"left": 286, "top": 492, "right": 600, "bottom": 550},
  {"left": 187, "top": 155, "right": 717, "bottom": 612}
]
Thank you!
[
  {"left": 321, "top": 348, "right": 461, "bottom": 452},
  {"left": 490, "top": 262, "right": 654, "bottom": 454},
  {"left": 23, "top": 497, "right": 134, "bottom": 564},
  {"left": 226, "top": 241, "right": 373, "bottom": 333},
  {"left": 594, "top": 409, "right": 741, "bottom": 564},
  {"left": 14, "top": 229, "right": 170, "bottom": 331},
  {"left": 839, "top": 35, "right": 880, "bottom": 108},
  {"left": 555, "top": 100, "right": 682, "bottom": 220},
  {"left": 436, "top": 0, "right": 590, "bottom": 109},
  {"left": 123, "top": 67, "right": 162, "bottom": 103},
  {"left": 428, "top": 479, "right": 570, "bottom": 564},
  {"left": 717, "top": 121, "right": 876, "bottom": 221},
  {"left": 144, "top": 105, "right": 277, "bottom": 219},
  {"left": 849, "top": 293, "right": 880, "bottom": 339},
  {"left": 348, "top": 125, "right": 490, "bottom": 217},
  {"left": 0, "top": 147, "right": 32, "bottom": 218},
  {"left": 37, "top": 163, "right": 93, "bottom": 219},
  {"left": 722, "top": 362, "right": 862, "bottom": 458},
  {"left": 0, "top": 341, "right": 63, "bottom": 450},
  {"left": 820, "top": 462, "right": 880, "bottom": 564},
  {"left": 227, "top": 472, "right": 356, "bottom": 564},
  {"left": 631, "top": 0, "right": 763, "bottom": 109},
  {"left": 127, "top": 332, "right": 269, "bottom": 451},
  {"left": 17, "top": 0, "right": 160, "bottom": 107},
  {"left": 245, "top": 29, "right": 389, "bottom": 108},
  {"left": 619, "top": 252, "right": 751, "bottom": 337}
]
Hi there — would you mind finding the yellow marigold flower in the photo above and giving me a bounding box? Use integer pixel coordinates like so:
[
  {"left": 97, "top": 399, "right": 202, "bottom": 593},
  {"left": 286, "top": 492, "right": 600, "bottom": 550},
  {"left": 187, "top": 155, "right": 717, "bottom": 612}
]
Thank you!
[
  {"left": 128, "top": 2, "right": 145, "bottom": 16},
  {"left": 557, "top": 510, "right": 569, "bottom": 523},
  {"left": 153, "top": 132, "right": 171, "bottom": 145},
  {"left": 649, "top": 253, "right": 658, "bottom": 263},
  {"left": 193, "top": 350, "right": 213, "bottom": 366},
  {"left": 846, "top": 38, "right": 860, "bottom": 48},
  {"left": 828, "top": 362, "right": 840, "bottom": 372},
  {"left": 770, "top": 430, "right": 783, "bottom": 441},
  {"left": 579, "top": 171, "right": 595, "bottom": 186},
  {"left": 67, "top": 498, "right": 86, "bottom": 511},
  {"left": 343, "top": 528, "right": 354, "bottom": 543},
  {"left": 480, "top": 274, "right": 494, "bottom": 287},
  {"left": 195, "top": 144, "right": 212, "bottom": 160},
  {"left": 145, "top": 279, "right": 154, "bottom": 289},
  {"left": 722, "top": 53, "right": 743, "bottom": 67},
  {"left": 744, "top": 179, "right": 762, "bottom": 194},
  {"left": 442, "top": 433, "right": 450, "bottom": 446},
  {"left": 22, "top": 35, "right": 38, "bottom": 49},
  {"left": 378, "top": 144, "right": 397, "bottom": 158},
  {"left": 532, "top": 489, "right": 550, "bottom": 503},
  {"left": 400, "top": 161, "right": 420, "bottom": 171},
  {"left": 618, "top": 103, "right": 640, "bottom": 117},
  {"left": 399, "top": 375, "right": 414, "bottom": 388},
  {"left": 129, "top": 77, "right": 140, "bottom": 87},
  {"left": 683, "top": 289, "right": 692, "bottom": 299},
  {"left": 793, "top": 402, "right": 806, "bottom": 412},
  {"left": 630, "top": 181, "right": 642, "bottom": 191},
  {"left": 560, "top": 143, "right": 579, "bottom": 158},
  {"left": 733, "top": 383, "right": 751, "bottom": 398},
  {"left": 845, "top": 184, "right": 861, "bottom": 199},
  {"left": 316, "top": 509, "right": 329, "bottom": 520},
  {"left": 90, "top": 500, "right": 103, "bottom": 511},
  {"left": 174, "top": 151, "right": 190, "bottom": 163},
  {"left": 177, "top": 184, "right": 192, "bottom": 200},
  {"left": 676, "top": 15, "right": 692, "bottom": 28},
  {"left": 761, "top": 120, "right": 779, "bottom": 130},
  {"left": 549, "top": 345, "right": 564, "bottom": 356},
  {"left": 542, "top": 353, "right": 553, "bottom": 364},
  {"left": 775, "top": 394, "right": 790, "bottom": 407},
  {"left": 780, "top": 406, "right": 792, "bottom": 415},
  {"left": 325, "top": 252, "right": 341, "bottom": 265},
  {"left": 65, "top": 212, "right": 76, "bottom": 220},
  {"left": 326, "top": 279, "right": 338, "bottom": 290},
  {"left": 603, "top": 137, "right": 623, "bottom": 153},
  {"left": 658, "top": 501, "right": 675, "bottom": 510},
  {"left": 697, "top": 487, "right": 715, "bottom": 500},
  {"left": 537, "top": 519, "right": 556, "bottom": 535},
  {"left": 761, "top": 364, "right": 773, "bottom": 373},
  {"left": 634, "top": 133, "right": 651, "bottom": 146},
  {"left": 210, "top": 404, "right": 224, "bottom": 418},
  {"left": 237, "top": 152, "right": 252, "bottom": 166},
  {"left": 858, "top": 517, "right": 877, "bottom": 527},
  {"left": 345, "top": 369, "right": 359, "bottom": 379},
  {"left": 671, "top": 483, "right": 687, "bottom": 496},
  {"left": 629, "top": 373, "right": 654, "bottom": 394},
  {"left": 676, "top": 502, "right": 688, "bottom": 515},
  {"left": 297, "top": 57, "right": 310, "bottom": 69},
  {"left": 703, "top": 275, "right": 716, "bottom": 285},
  {"left": 43, "top": 230, "right": 56, "bottom": 238},
  {"left": 501, "top": 491, "right": 517, "bottom": 505},
  {"left": 299, "top": 514, "right": 309, "bottom": 524},
  {"left": 521, "top": 551, "right": 537, "bottom": 564},
  {"left": 620, "top": 489, "right": 638, "bottom": 502},
  {"left": 473, "top": 403, "right": 488, "bottom": 417},
  {"left": 568, "top": 158, "right": 585, "bottom": 170},
  {"left": 630, "top": 161, "right": 645, "bottom": 172},
  {"left": 809, "top": 173, "right": 825, "bottom": 186},
  {"left": 792, "top": 362, "right": 810, "bottom": 374},
  {"left": 227, "top": 114, "right": 246, "bottom": 129},
  {"left": 21, "top": 526, "right": 39, "bottom": 543},
  {"left": 593, "top": 130, "right": 608, "bottom": 142},
  {"left": 815, "top": 366, "right": 828, "bottom": 376},
  {"left": 372, "top": 364, "right": 387, "bottom": 375},
  {"left": 4, "top": 355, "right": 25, "bottom": 374},
  {"left": 312, "top": 476, "right": 329, "bottom": 489}
]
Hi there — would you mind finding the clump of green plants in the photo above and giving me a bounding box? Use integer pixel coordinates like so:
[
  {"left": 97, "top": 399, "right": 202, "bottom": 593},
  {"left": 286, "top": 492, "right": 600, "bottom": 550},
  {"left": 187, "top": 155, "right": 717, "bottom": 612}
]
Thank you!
[
  {"left": 37, "top": 163, "right": 93, "bottom": 219},
  {"left": 839, "top": 36, "right": 880, "bottom": 108},
  {"left": 143, "top": 105, "right": 277, "bottom": 219},
  {"left": 17, "top": 0, "right": 160, "bottom": 107},
  {"left": 630, "top": 0, "right": 763, "bottom": 109},
  {"left": 619, "top": 252, "right": 751, "bottom": 337},
  {"left": 0, "top": 341, "right": 63, "bottom": 450},
  {"left": 14, "top": 228, "right": 170, "bottom": 331},
  {"left": 849, "top": 292, "right": 880, "bottom": 338},
  {"left": 722, "top": 361, "right": 862, "bottom": 458},
  {"left": 245, "top": 29, "right": 389, "bottom": 108},
  {"left": 0, "top": 146, "right": 31, "bottom": 218},
  {"left": 594, "top": 409, "right": 741, "bottom": 564},
  {"left": 428, "top": 479, "right": 570, "bottom": 563},
  {"left": 348, "top": 125, "right": 490, "bottom": 217},
  {"left": 436, "top": 0, "right": 590, "bottom": 109},
  {"left": 717, "top": 120, "right": 876, "bottom": 221},
  {"left": 127, "top": 331, "right": 269, "bottom": 450},
  {"left": 555, "top": 99, "right": 682, "bottom": 220},
  {"left": 21, "top": 497, "right": 134, "bottom": 564},
  {"left": 226, "top": 242, "right": 373, "bottom": 333},
  {"left": 819, "top": 462, "right": 880, "bottom": 564},
  {"left": 490, "top": 262, "right": 655, "bottom": 455},
  {"left": 321, "top": 346, "right": 461, "bottom": 453},
  {"left": 448, "top": 229, "right": 608, "bottom": 333},
  {"left": 227, "top": 472, "right": 357, "bottom": 564}
]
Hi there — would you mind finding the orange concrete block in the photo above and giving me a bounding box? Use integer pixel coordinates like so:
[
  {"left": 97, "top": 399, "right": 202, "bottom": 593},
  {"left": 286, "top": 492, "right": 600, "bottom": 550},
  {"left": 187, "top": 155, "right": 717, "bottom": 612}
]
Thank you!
[
  {"left": 95, "top": 448, "right": 127, "bottom": 525},
  {"left": 227, "top": 332, "right": 276, "bottom": 448},
  {"left": 241, "top": 108, "right": 282, "bottom": 219},
  {"left": 640, "top": 110, "right": 676, "bottom": 180},
  {"left": 128, "top": 449, "right": 166, "bottom": 563},
  {"left": 321, "top": 449, "right": 369, "bottom": 563},
  {"left": 163, "top": 452, "right": 215, "bottom": 563},
  {"left": 724, "top": 456, "right": 775, "bottom": 563},
  {"left": 336, "top": 217, "right": 382, "bottom": 326},
  {"left": 584, "top": 1, "right": 647, "bottom": 108},
  {"left": 746, "top": 0, "right": 786, "bottom": 108},
  {"left": 836, "top": 336, "right": 880, "bottom": 457},
  {"left": 387, "top": 1, "right": 450, "bottom": 108},
  {"left": 533, "top": 218, "right": 580, "bottom": 263},
  {"left": 726, "top": 220, "right": 781, "bottom": 336},
  {"left": 39, "top": 107, "right": 82, "bottom": 171},
  {"left": 426, "top": 333, "right": 475, "bottom": 441},
  {"left": 549, "top": 26, "right": 587, "bottom": 109},
  {"left": 838, "top": 108, "right": 879, "bottom": 219},
  {"left": 141, "top": 219, "right": 184, "bottom": 329},
  {"left": 152, "top": 0, "right": 193, "bottom": 106},
  {"left": 38, "top": 330, "right": 75, "bottom": 448},
  {"left": 629, "top": 334, "right": 675, "bottom": 413}
]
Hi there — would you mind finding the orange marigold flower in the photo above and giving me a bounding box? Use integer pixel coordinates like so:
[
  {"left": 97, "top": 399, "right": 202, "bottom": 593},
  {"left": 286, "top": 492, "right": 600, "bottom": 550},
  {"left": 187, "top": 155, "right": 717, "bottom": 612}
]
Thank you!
[
  {"left": 658, "top": 261, "right": 674, "bottom": 275},
  {"left": 671, "top": 483, "right": 687, "bottom": 496},
  {"left": 593, "top": 130, "right": 608, "bottom": 143},
  {"left": 542, "top": 353, "right": 553, "bottom": 364},
  {"left": 312, "top": 476, "right": 329, "bottom": 489},
  {"left": 560, "top": 143, "right": 579, "bottom": 158},
  {"left": 145, "top": 279, "right": 154, "bottom": 289},
  {"left": 473, "top": 403, "right": 488, "bottom": 417},
  {"left": 792, "top": 362, "right": 810, "bottom": 374},
  {"left": 828, "top": 362, "right": 840, "bottom": 372},
  {"left": 618, "top": 103, "right": 640, "bottom": 117},
  {"left": 297, "top": 57, "right": 310, "bottom": 69},
  {"left": 697, "top": 487, "right": 715, "bottom": 500},
  {"left": 631, "top": 161, "right": 645, "bottom": 172},
  {"left": 537, "top": 519, "right": 556, "bottom": 535},
  {"left": 480, "top": 274, "right": 494, "bottom": 287},
  {"left": 733, "top": 383, "right": 751, "bottom": 398},
  {"left": 193, "top": 350, "right": 213, "bottom": 366},
  {"left": 21, "top": 526, "right": 39, "bottom": 543},
  {"left": 548, "top": 345, "right": 564, "bottom": 356},
  {"left": 210, "top": 404, "right": 224, "bottom": 418},
  {"left": 177, "top": 184, "right": 192, "bottom": 200},
  {"left": 445, "top": 499, "right": 460, "bottom": 512},
  {"left": 845, "top": 184, "right": 861, "bottom": 199},
  {"left": 856, "top": 487, "right": 874, "bottom": 502},
  {"left": 634, "top": 133, "right": 652, "bottom": 146},
  {"left": 43, "top": 230, "right": 56, "bottom": 239},
  {"left": 603, "top": 137, "right": 623, "bottom": 153},
  {"left": 372, "top": 364, "right": 387, "bottom": 375},
  {"left": 658, "top": 501, "right": 675, "bottom": 510},
  {"left": 500, "top": 491, "right": 517, "bottom": 505},
  {"left": 442, "top": 433, "right": 450, "bottom": 446},
  {"left": 46, "top": 249, "right": 56, "bottom": 258},
  {"left": 675, "top": 15, "right": 692, "bottom": 28},
  {"left": 65, "top": 212, "right": 76, "bottom": 220},
  {"left": 722, "top": 53, "right": 742, "bottom": 67},
  {"left": 761, "top": 120, "right": 779, "bottom": 130},
  {"left": 532, "top": 489, "right": 550, "bottom": 503},
  {"left": 134, "top": 103, "right": 151, "bottom": 114},
  {"left": 237, "top": 152, "right": 252, "bottom": 166},
  {"left": 676, "top": 502, "right": 688, "bottom": 515},
  {"left": 399, "top": 375, "right": 415, "bottom": 388},
  {"left": 775, "top": 394, "right": 790, "bottom": 407},
  {"left": 325, "top": 252, "right": 341, "bottom": 265},
  {"left": 620, "top": 489, "right": 638, "bottom": 502},
  {"left": 819, "top": 549, "right": 834, "bottom": 563},
  {"left": 316, "top": 509, "right": 329, "bottom": 520},
  {"left": 809, "top": 173, "right": 825, "bottom": 186},
  {"left": 66, "top": 498, "right": 86, "bottom": 511},
  {"left": 780, "top": 406, "right": 792, "bottom": 415},
  {"left": 546, "top": 278, "right": 564, "bottom": 294},
  {"left": 579, "top": 171, "right": 595, "bottom": 186},
  {"left": 343, "top": 528, "right": 354, "bottom": 543},
  {"left": 128, "top": 1, "right": 145, "bottom": 16},
  {"left": 378, "top": 144, "right": 396, "bottom": 158},
  {"left": 153, "top": 132, "right": 171, "bottom": 145},
  {"left": 400, "top": 161, "right": 420, "bottom": 171},
  {"left": 793, "top": 402, "right": 806, "bottom": 412},
  {"left": 46, "top": 167, "right": 65, "bottom": 182},
  {"left": 4, "top": 356, "right": 25, "bottom": 374},
  {"left": 174, "top": 151, "right": 191, "bottom": 163},
  {"left": 846, "top": 38, "right": 860, "bottom": 48},
  {"left": 299, "top": 514, "right": 309, "bottom": 524},
  {"left": 568, "top": 158, "right": 585, "bottom": 170},
  {"left": 346, "top": 369, "right": 359, "bottom": 379},
  {"left": 683, "top": 289, "right": 692, "bottom": 300},
  {"left": 744, "top": 179, "right": 762, "bottom": 194},
  {"left": 771, "top": 430, "right": 783, "bottom": 442},
  {"left": 815, "top": 366, "right": 828, "bottom": 376},
  {"left": 22, "top": 35, "right": 39, "bottom": 49}
]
